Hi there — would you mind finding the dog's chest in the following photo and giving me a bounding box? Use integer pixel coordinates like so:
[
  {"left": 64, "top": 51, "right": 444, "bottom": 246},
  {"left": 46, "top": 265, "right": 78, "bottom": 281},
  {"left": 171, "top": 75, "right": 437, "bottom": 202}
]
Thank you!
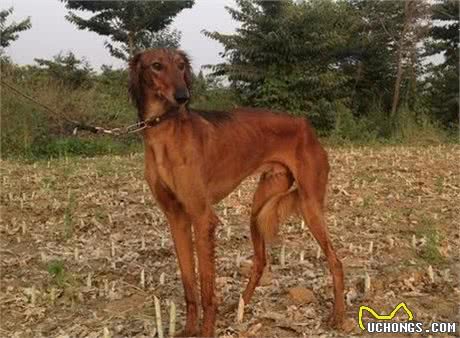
[{"left": 151, "top": 142, "right": 187, "bottom": 192}]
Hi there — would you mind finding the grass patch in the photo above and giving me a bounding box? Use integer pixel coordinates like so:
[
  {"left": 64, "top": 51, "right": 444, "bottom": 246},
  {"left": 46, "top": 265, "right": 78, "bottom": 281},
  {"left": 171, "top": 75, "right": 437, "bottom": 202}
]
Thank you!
[
  {"left": 362, "top": 195, "right": 375, "bottom": 209},
  {"left": 415, "top": 216, "right": 445, "bottom": 265},
  {"left": 29, "top": 136, "right": 141, "bottom": 160},
  {"left": 47, "top": 260, "right": 68, "bottom": 287},
  {"left": 434, "top": 175, "right": 444, "bottom": 194}
]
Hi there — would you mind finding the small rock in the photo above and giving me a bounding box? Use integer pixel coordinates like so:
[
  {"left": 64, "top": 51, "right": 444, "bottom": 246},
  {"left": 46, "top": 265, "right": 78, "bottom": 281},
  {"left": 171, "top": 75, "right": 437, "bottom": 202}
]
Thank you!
[
  {"left": 372, "top": 279, "right": 385, "bottom": 292},
  {"left": 239, "top": 260, "right": 252, "bottom": 277},
  {"left": 345, "top": 288, "right": 358, "bottom": 305},
  {"left": 260, "top": 269, "right": 272, "bottom": 286},
  {"left": 247, "top": 322, "right": 263, "bottom": 336},
  {"left": 288, "top": 287, "right": 316, "bottom": 304},
  {"left": 111, "top": 232, "right": 123, "bottom": 242},
  {"left": 239, "top": 262, "right": 272, "bottom": 286},
  {"left": 341, "top": 317, "right": 356, "bottom": 333}
]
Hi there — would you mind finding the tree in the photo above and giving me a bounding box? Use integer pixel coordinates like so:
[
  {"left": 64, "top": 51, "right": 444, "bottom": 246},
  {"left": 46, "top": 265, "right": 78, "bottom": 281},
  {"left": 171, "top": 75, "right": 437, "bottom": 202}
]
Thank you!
[
  {"left": 204, "top": 0, "right": 358, "bottom": 130},
  {"left": 342, "top": 1, "right": 430, "bottom": 123},
  {"left": 424, "top": 0, "right": 459, "bottom": 128},
  {"left": 0, "top": 7, "right": 31, "bottom": 51},
  {"left": 344, "top": 1, "right": 407, "bottom": 116},
  {"left": 389, "top": 0, "right": 430, "bottom": 119},
  {"left": 106, "top": 26, "right": 182, "bottom": 60},
  {"left": 60, "top": 1, "right": 193, "bottom": 61},
  {"left": 427, "top": 0, "right": 459, "bottom": 68}
]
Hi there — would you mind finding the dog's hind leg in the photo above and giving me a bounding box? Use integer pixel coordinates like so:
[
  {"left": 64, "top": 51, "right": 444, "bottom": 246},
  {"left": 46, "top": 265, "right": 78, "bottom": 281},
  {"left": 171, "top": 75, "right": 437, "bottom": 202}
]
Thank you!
[
  {"left": 242, "top": 169, "right": 294, "bottom": 305},
  {"left": 296, "top": 145, "right": 345, "bottom": 328}
]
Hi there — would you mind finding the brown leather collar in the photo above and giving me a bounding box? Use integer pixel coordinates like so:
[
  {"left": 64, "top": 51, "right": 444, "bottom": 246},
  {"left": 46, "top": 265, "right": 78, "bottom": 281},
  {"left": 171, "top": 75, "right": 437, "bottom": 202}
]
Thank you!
[{"left": 143, "top": 108, "right": 179, "bottom": 129}]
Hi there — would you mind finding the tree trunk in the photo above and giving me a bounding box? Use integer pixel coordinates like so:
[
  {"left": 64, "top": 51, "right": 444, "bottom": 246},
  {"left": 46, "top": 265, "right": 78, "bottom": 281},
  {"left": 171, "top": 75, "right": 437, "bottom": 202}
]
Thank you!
[
  {"left": 350, "top": 61, "right": 363, "bottom": 112},
  {"left": 390, "top": 0, "right": 413, "bottom": 119},
  {"left": 128, "top": 31, "right": 135, "bottom": 59},
  {"left": 407, "top": 43, "right": 418, "bottom": 112}
]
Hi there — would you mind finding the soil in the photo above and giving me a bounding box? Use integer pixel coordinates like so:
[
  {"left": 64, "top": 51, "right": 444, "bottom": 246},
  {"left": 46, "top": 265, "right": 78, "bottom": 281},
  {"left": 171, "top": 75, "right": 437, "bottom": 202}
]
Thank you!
[{"left": 1, "top": 145, "right": 459, "bottom": 337}]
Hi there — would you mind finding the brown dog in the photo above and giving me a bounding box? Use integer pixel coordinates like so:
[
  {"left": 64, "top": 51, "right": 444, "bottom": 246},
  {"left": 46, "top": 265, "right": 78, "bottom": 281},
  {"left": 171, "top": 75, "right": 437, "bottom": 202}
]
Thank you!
[{"left": 129, "top": 48, "right": 345, "bottom": 337}]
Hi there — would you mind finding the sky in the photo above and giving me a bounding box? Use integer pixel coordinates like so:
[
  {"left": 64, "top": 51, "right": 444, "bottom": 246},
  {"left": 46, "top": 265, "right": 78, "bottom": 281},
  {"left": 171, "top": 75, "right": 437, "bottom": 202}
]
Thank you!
[
  {"left": 4, "top": 0, "right": 444, "bottom": 71},
  {"left": 5, "top": 0, "right": 238, "bottom": 71}
]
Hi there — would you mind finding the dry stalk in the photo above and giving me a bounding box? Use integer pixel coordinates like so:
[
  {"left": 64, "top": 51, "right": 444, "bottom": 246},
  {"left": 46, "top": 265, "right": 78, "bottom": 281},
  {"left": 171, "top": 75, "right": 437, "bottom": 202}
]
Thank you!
[
  {"left": 236, "top": 295, "right": 245, "bottom": 324},
  {"left": 154, "top": 296, "right": 164, "bottom": 338}
]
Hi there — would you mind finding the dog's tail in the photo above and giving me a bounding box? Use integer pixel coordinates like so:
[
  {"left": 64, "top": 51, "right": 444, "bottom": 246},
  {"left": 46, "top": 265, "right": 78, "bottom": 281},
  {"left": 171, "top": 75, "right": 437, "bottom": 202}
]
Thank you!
[{"left": 256, "top": 188, "right": 301, "bottom": 243}]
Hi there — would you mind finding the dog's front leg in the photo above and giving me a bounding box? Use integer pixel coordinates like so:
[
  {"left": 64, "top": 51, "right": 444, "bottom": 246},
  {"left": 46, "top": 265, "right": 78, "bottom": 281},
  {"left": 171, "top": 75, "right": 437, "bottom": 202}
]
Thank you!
[
  {"left": 144, "top": 157, "right": 199, "bottom": 336},
  {"left": 167, "top": 210, "right": 199, "bottom": 337},
  {"left": 192, "top": 210, "right": 219, "bottom": 337},
  {"left": 149, "top": 187, "right": 200, "bottom": 337},
  {"left": 172, "top": 166, "right": 219, "bottom": 337}
]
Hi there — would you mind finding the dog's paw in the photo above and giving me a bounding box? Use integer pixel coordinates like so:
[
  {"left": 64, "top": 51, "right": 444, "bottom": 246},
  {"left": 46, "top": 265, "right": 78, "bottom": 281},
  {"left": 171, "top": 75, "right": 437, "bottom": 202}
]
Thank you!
[
  {"left": 328, "top": 312, "right": 344, "bottom": 329},
  {"left": 174, "top": 328, "right": 199, "bottom": 338}
]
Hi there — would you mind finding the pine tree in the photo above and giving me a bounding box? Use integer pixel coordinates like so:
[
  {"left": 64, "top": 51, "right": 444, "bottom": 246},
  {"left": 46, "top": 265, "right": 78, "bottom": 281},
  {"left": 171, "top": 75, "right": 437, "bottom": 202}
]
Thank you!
[
  {"left": 345, "top": 0, "right": 406, "bottom": 116},
  {"left": 428, "top": 0, "right": 459, "bottom": 68},
  {"left": 389, "top": 0, "right": 430, "bottom": 118},
  {"left": 0, "top": 7, "right": 31, "bottom": 51},
  {"left": 424, "top": 0, "right": 459, "bottom": 128},
  {"left": 204, "top": 0, "right": 358, "bottom": 130},
  {"left": 343, "top": 0, "right": 430, "bottom": 124},
  {"left": 60, "top": 1, "right": 194, "bottom": 61}
]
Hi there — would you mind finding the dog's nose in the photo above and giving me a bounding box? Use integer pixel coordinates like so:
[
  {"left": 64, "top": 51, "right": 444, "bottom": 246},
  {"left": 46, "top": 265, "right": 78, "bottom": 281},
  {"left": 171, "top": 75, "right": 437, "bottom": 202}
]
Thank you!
[{"left": 175, "top": 88, "right": 189, "bottom": 104}]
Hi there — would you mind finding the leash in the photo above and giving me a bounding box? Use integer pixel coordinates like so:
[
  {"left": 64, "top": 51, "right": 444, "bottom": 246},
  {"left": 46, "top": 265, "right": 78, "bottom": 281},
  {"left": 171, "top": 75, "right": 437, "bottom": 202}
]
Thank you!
[{"left": 0, "top": 79, "right": 167, "bottom": 135}]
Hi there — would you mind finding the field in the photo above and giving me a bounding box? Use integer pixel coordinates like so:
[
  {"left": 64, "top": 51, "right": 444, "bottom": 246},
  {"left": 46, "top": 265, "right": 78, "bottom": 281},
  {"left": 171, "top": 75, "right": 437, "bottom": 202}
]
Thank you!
[{"left": 1, "top": 145, "right": 459, "bottom": 337}]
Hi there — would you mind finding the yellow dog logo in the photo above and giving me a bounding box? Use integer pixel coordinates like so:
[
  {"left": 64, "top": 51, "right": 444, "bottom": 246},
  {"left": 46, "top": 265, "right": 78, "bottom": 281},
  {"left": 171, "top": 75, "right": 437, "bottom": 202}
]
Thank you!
[{"left": 358, "top": 302, "right": 414, "bottom": 330}]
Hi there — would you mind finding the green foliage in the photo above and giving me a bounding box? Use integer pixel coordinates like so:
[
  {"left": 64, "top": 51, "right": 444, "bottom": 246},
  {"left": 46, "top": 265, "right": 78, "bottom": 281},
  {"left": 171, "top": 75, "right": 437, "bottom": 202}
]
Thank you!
[
  {"left": 331, "top": 108, "right": 378, "bottom": 142},
  {"left": 0, "top": 7, "right": 31, "bottom": 51},
  {"left": 34, "top": 52, "right": 94, "bottom": 89},
  {"left": 204, "top": 0, "right": 358, "bottom": 130},
  {"left": 30, "top": 137, "right": 140, "bottom": 159},
  {"left": 105, "top": 27, "right": 183, "bottom": 60},
  {"left": 204, "top": 0, "right": 450, "bottom": 138},
  {"left": 47, "top": 260, "right": 67, "bottom": 287},
  {"left": 390, "top": 110, "right": 447, "bottom": 144},
  {"left": 133, "top": 27, "right": 182, "bottom": 52},
  {"left": 60, "top": 0, "right": 194, "bottom": 60},
  {"left": 415, "top": 217, "right": 445, "bottom": 265},
  {"left": 424, "top": 66, "right": 459, "bottom": 129},
  {"left": 1, "top": 59, "right": 141, "bottom": 160},
  {"left": 423, "top": 0, "right": 459, "bottom": 129},
  {"left": 190, "top": 71, "right": 240, "bottom": 111},
  {"left": 345, "top": 0, "right": 406, "bottom": 114},
  {"left": 427, "top": 0, "right": 459, "bottom": 68},
  {"left": 1, "top": 0, "right": 454, "bottom": 158},
  {"left": 328, "top": 104, "right": 449, "bottom": 144}
]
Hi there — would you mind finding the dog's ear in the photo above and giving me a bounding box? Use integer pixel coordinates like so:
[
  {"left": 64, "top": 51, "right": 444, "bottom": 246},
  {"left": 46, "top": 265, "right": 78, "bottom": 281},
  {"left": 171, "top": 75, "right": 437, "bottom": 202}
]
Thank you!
[
  {"left": 177, "top": 50, "right": 192, "bottom": 91},
  {"left": 128, "top": 52, "right": 143, "bottom": 112}
]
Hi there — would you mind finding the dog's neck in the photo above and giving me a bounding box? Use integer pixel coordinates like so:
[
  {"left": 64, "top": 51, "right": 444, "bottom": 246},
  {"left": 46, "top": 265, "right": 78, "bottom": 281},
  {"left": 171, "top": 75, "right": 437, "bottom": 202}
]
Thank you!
[
  {"left": 141, "top": 97, "right": 187, "bottom": 122},
  {"left": 142, "top": 99, "right": 168, "bottom": 121}
]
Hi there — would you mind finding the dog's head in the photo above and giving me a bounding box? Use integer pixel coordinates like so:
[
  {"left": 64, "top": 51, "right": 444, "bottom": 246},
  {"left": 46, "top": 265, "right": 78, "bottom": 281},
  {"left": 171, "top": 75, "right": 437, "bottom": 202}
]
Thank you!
[{"left": 129, "top": 48, "right": 192, "bottom": 119}]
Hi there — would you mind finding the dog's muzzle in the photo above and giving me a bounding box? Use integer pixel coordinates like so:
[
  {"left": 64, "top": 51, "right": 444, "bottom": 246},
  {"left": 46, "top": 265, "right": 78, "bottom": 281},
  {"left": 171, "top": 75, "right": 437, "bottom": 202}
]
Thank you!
[{"left": 175, "top": 87, "right": 190, "bottom": 104}]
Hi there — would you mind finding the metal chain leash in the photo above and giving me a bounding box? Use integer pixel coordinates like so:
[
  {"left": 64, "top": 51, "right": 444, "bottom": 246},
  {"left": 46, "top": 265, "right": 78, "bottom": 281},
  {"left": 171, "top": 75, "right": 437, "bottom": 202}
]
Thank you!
[{"left": 1, "top": 79, "right": 148, "bottom": 135}]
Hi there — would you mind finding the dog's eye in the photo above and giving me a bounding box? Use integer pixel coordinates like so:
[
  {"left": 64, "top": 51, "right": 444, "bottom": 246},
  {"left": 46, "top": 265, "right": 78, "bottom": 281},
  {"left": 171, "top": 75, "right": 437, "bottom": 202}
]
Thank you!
[
  {"left": 178, "top": 63, "right": 185, "bottom": 71},
  {"left": 151, "top": 62, "right": 163, "bottom": 71}
]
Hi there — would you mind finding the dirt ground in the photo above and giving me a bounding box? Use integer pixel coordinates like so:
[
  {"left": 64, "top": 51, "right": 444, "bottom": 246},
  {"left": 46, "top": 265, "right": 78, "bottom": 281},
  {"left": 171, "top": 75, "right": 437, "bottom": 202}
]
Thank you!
[{"left": 1, "top": 145, "right": 459, "bottom": 337}]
